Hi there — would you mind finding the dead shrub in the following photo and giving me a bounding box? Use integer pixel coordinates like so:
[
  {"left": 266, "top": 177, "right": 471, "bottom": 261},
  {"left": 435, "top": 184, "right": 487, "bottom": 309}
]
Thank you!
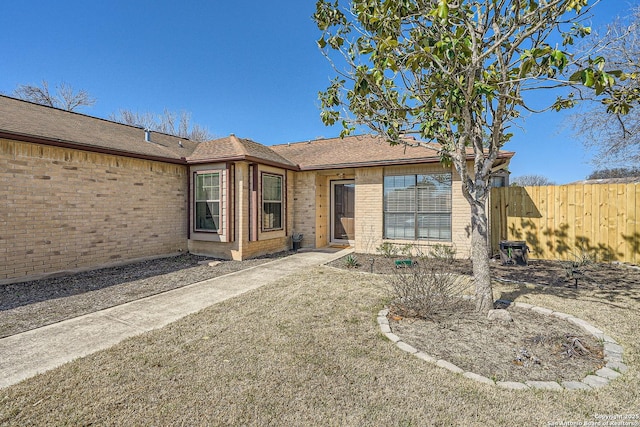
[{"left": 387, "top": 257, "right": 470, "bottom": 321}]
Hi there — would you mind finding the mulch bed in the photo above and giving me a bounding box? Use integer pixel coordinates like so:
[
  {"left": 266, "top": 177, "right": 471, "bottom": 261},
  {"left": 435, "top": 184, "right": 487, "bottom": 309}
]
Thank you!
[
  {"left": 329, "top": 253, "right": 640, "bottom": 383},
  {"left": 0, "top": 252, "right": 293, "bottom": 338},
  {"left": 389, "top": 302, "right": 605, "bottom": 382},
  {"left": 328, "top": 254, "right": 640, "bottom": 291}
]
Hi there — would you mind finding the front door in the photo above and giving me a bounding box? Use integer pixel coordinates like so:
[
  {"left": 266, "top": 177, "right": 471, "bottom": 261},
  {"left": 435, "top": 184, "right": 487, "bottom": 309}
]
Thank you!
[{"left": 331, "top": 180, "right": 355, "bottom": 243}]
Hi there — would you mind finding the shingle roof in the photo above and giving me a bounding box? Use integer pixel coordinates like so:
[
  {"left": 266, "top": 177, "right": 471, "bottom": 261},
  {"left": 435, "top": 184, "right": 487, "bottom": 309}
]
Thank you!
[
  {"left": 570, "top": 177, "right": 640, "bottom": 184},
  {"left": 0, "top": 95, "right": 198, "bottom": 162},
  {"left": 187, "top": 135, "right": 298, "bottom": 169},
  {"left": 0, "top": 96, "right": 515, "bottom": 171},
  {"left": 271, "top": 134, "right": 514, "bottom": 170}
]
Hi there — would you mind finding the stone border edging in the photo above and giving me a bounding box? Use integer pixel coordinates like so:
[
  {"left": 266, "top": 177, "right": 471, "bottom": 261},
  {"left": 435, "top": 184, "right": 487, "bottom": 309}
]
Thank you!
[{"left": 377, "top": 301, "right": 627, "bottom": 391}]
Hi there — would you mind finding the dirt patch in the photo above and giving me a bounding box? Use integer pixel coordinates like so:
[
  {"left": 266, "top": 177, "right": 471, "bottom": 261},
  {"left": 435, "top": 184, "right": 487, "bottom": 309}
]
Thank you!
[
  {"left": 0, "top": 252, "right": 292, "bottom": 338},
  {"left": 389, "top": 301, "right": 605, "bottom": 382}
]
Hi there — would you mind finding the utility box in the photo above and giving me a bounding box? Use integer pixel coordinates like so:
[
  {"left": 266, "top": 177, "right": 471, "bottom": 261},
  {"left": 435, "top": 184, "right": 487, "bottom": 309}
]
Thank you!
[{"left": 499, "top": 240, "right": 529, "bottom": 266}]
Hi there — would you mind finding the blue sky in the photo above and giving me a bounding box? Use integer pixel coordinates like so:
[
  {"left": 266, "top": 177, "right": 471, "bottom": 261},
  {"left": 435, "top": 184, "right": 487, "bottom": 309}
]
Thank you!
[{"left": 0, "top": 1, "right": 636, "bottom": 184}]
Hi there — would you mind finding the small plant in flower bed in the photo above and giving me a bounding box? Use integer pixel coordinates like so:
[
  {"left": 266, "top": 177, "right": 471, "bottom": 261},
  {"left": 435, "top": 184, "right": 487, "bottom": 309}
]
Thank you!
[
  {"left": 376, "top": 242, "right": 399, "bottom": 258},
  {"left": 428, "top": 244, "right": 457, "bottom": 264},
  {"left": 344, "top": 254, "right": 360, "bottom": 268}
]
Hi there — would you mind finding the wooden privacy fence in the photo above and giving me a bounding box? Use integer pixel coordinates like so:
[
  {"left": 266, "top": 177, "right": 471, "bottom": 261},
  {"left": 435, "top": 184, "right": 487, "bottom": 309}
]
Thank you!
[{"left": 490, "top": 183, "right": 640, "bottom": 264}]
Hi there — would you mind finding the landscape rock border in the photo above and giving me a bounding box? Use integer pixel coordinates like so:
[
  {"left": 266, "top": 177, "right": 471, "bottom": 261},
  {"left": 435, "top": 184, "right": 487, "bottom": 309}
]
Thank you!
[{"left": 378, "top": 300, "right": 627, "bottom": 391}]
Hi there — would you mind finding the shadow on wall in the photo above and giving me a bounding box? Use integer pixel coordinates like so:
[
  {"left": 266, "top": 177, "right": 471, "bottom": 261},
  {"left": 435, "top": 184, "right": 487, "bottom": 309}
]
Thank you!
[{"left": 508, "top": 219, "right": 637, "bottom": 262}]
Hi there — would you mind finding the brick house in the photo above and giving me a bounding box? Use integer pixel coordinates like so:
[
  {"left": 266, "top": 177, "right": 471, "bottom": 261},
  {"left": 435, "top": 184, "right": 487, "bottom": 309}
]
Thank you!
[{"left": 0, "top": 95, "right": 513, "bottom": 284}]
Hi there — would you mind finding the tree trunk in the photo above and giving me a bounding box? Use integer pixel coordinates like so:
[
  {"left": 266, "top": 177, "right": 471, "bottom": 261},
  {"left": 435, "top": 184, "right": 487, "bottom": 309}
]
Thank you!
[{"left": 470, "top": 200, "right": 494, "bottom": 314}]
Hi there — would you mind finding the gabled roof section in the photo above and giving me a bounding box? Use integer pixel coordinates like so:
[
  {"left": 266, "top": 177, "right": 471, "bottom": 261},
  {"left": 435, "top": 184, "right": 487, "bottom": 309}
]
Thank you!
[
  {"left": 0, "top": 95, "right": 199, "bottom": 163},
  {"left": 187, "top": 134, "right": 298, "bottom": 169},
  {"left": 271, "top": 134, "right": 514, "bottom": 170}
]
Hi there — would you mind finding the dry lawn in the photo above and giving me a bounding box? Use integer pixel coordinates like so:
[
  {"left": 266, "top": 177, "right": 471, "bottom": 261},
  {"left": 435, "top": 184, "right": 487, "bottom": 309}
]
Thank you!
[{"left": 0, "top": 266, "right": 638, "bottom": 426}]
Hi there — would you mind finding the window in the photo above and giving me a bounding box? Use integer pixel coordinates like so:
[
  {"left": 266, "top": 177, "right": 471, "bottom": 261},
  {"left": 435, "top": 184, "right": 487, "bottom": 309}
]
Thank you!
[
  {"left": 384, "top": 173, "right": 452, "bottom": 241},
  {"left": 194, "top": 172, "right": 220, "bottom": 232},
  {"left": 262, "top": 173, "right": 283, "bottom": 230},
  {"left": 490, "top": 172, "right": 509, "bottom": 188}
]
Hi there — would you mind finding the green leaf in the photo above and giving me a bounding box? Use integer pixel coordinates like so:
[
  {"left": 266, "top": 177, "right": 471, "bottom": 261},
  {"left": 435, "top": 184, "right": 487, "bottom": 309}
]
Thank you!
[
  {"left": 569, "top": 70, "right": 583, "bottom": 82},
  {"left": 437, "top": 0, "right": 449, "bottom": 21},
  {"left": 583, "top": 69, "right": 595, "bottom": 87}
]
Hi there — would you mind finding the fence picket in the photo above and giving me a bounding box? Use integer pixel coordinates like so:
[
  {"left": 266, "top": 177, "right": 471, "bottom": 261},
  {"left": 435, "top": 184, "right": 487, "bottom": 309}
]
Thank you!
[{"left": 490, "top": 184, "right": 639, "bottom": 264}]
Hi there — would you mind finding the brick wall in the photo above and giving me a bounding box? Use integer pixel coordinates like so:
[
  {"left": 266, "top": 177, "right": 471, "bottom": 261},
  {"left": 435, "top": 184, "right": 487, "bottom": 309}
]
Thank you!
[
  {"left": 354, "top": 167, "right": 384, "bottom": 253},
  {"left": 354, "top": 164, "right": 472, "bottom": 258},
  {"left": 188, "top": 162, "right": 293, "bottom": 260},
  {"left": 291, "top": 171, "right": 317, "bottom": 248},
  {"left": 0, "top": 139, "right": 188, "bottom": 284}
]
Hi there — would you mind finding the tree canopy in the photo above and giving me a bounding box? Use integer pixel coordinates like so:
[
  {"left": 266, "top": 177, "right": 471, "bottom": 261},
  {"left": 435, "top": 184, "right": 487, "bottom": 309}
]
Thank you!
[
  {"left": 314, "top": 0, "right": 637, "bottom": 313},
  {"left": 571, "top": 5, "right": 640, "bottom": 168}
]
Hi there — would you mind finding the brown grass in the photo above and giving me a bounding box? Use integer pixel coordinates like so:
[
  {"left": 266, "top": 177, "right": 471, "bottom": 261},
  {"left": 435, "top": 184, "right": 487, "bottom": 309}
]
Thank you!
[{"left": 0, "top": 267, "right": 638, "bottom": 426}]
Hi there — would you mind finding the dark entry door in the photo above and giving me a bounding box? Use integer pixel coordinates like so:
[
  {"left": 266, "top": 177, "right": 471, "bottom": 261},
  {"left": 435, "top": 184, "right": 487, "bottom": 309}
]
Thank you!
[{"left": 332, "top": 180, "right": 355, "bottom": 242}]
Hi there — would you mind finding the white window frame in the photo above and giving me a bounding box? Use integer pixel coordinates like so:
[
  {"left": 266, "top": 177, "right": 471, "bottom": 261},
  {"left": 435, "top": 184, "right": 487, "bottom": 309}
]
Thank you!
[
  {"left": 262, "top": 173, "right": 283, "bottom": 231},
  {"left": 194, "top": 171, "right": 221, "bottom": 233},
  {"left": 383, "top": 173, "right": 452, "bottom": 241}
]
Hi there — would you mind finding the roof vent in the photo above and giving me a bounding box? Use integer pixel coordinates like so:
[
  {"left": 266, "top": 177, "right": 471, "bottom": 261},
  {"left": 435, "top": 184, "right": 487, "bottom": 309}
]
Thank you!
[{"left": 144, "top": 129, "right": 151, "bottom": 142}]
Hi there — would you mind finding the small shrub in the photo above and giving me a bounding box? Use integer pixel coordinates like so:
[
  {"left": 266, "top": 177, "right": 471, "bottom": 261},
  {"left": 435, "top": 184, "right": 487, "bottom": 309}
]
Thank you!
[
  {"left": 344, "top": 254, "right": 359, "bottom": 268},
  {"left": 558, "top": 242, "right": 598, "bottom": 287},
  {"left": 399, "top": 244, "right": 414, "bottom": 257},
  {"left": 376, "top": 242, "right": 399, "bottom": 258},
  {"left": 388, "top": 260, "right": 470, "bottom": 320},
  {"left": 427, "top": 244, "right": 457, "bottom": 263}
]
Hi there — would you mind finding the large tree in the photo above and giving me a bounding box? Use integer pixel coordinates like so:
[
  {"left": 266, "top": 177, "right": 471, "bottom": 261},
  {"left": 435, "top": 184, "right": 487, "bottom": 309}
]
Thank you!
[
  {"left": 109, "top": 109, "right": 213, "bottom": 142},
  {"left": 571, "top": 5, "right": 640, "bottom": 167},
  {"left": 314, "top": 0, "right": 637, "bottom": 313},
  {"left": 13, "top": 80, "right": 95, "bottom": 112}
]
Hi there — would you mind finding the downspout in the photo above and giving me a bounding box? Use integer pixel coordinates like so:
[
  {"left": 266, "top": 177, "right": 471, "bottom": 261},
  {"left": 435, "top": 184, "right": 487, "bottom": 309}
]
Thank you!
[{"left": 187, "top": 167, "right": 191, "bottom": 242}]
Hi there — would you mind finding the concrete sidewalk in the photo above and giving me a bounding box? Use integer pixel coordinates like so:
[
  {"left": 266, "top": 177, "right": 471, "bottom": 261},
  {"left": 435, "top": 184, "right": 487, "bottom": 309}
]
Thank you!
[{"left": 0, "top": 248, "right": 352, "bottom": 389}]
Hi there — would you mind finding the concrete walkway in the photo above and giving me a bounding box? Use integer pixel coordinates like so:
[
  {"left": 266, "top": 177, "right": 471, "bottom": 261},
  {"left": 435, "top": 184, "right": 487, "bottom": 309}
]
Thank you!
[{"left": 0, "top": 248, "right": 352, "bottom": 389}]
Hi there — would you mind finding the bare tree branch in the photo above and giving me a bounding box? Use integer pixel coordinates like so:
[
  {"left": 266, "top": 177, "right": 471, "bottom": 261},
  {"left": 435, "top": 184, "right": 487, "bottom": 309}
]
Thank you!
[
  {"left": 13, "top": 80, "right": 95, "bottom": 111},
  {"left": 109, "top": 108, "right": 213, "bottom": 142},
  {"left": 570, "top": 5, "right": 640, "bottom": 167}
]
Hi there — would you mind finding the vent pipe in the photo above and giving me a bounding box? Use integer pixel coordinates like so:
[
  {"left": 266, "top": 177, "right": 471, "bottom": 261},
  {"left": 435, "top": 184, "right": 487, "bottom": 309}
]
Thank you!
[{"left": 144, "top": 129, "right": 151, "bottom": 142}]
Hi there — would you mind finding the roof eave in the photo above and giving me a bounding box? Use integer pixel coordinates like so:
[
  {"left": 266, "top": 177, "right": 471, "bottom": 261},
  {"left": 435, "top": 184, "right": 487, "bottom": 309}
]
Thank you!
[
  {"left": 0, "top": 130, "right": 188, "bottom": 165},
  {"left": 297, "top": 150, "right": 514, "bottom": 171},
  {"left": 186, "top": 155, "right": 299, "bottom": 171}
]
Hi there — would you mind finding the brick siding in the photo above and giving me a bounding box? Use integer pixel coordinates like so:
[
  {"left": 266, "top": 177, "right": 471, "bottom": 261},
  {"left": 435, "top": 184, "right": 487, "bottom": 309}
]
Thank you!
[{"left": 0, "top": 139, "right": 188, "bottom": 284}]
